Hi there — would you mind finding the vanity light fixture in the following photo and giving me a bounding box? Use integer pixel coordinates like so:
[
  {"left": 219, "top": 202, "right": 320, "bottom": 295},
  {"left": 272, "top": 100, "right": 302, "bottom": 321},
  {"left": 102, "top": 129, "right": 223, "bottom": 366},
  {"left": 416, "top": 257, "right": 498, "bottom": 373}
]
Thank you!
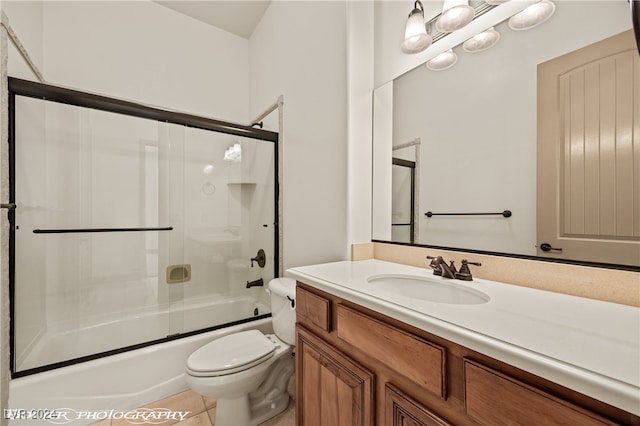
[
  {"left": 508, "top": 0, "right": 556, "bottom": 31},
  {"left": 401, "top": 0, "right": 432, "bottom": 54},
  {"left": 462, "top": 27, "right": 500, "bottom": 52},
  {"left": 400, "top": 0, "right": 556, "bottom": 68},
  {"left": 426, "top": 49, "right": 458, "bottom": 71},
  {"left": 436, "top": 0, "right": 475, "bottom": 33}
]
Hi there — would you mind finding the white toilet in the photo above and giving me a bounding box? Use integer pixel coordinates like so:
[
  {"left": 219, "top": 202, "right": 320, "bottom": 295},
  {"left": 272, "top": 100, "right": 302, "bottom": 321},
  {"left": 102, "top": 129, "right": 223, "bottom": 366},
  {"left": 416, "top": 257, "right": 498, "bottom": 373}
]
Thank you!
[{"left": 185, "top": 277, "right": 296, "bottom": 426}]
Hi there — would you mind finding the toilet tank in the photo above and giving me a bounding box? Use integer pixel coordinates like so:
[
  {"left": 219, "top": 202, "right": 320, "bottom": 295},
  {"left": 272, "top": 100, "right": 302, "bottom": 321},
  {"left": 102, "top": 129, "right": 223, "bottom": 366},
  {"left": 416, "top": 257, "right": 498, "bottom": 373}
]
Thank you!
[{"left": 268, "top": 278, "right": 296, "bottom": 345}]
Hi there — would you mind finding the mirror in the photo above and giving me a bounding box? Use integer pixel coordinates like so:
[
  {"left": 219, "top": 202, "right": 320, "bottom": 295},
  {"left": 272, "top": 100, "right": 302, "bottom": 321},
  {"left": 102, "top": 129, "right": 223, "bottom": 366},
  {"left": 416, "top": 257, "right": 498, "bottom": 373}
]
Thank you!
[{"left": 372, "top": 0, "right": 639, "bottom": 268}]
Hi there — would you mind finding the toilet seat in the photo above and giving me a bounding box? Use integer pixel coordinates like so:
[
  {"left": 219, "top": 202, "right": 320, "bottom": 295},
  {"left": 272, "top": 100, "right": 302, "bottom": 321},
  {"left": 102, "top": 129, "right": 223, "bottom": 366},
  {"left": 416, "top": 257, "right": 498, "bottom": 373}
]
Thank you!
[{"left": 186, "top": 330, "right": 276, "bottom": 377}]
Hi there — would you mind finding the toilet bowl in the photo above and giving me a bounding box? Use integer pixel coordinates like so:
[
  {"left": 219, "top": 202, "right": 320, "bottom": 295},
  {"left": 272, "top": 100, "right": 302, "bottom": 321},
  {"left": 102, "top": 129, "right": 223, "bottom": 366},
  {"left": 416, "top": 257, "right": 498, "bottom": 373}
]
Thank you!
[{"left": 185, "top": 277, "right": 296, "bottom": 426}]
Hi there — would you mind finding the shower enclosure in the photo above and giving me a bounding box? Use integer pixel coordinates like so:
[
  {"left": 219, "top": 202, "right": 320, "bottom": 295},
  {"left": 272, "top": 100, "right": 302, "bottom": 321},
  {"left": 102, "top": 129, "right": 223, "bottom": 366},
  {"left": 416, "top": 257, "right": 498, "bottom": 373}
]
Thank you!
[{"left": 8, "top": 78, "right": 279, "bottom": 376}]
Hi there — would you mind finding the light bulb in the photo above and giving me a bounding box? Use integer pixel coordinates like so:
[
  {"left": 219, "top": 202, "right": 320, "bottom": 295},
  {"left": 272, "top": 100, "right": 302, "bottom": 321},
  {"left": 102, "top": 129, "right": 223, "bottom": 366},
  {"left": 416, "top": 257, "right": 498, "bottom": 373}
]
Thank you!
[
  {"left": 462, "top": 27, "right": 500, "bottom": 52},
  {"left": 436, "top": 0, "right": 475, "bottom": 33},
  {"left": 426, "top": 50, "right": 458, "bottom": 71},
  {"left": 508, "top": 0, "right": 556, "bottom": 31}
]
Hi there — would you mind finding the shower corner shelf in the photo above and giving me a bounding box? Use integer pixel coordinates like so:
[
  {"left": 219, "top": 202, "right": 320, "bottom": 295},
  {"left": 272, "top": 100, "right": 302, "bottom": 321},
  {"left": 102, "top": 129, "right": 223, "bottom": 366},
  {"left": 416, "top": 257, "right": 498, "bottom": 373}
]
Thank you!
[{"left": 228, "top": 182, "right": 257, "bottom": 186}]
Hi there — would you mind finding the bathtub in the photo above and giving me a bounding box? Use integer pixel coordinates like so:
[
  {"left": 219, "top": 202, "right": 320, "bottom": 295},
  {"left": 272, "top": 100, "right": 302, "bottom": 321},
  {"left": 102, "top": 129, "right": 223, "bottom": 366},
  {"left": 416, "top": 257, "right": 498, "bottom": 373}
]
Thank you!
[
  {"left": 9, "top": 296, "right": 272, "bottom": 425},
  {"left": 16, "top": 293, "right": 269, "bottom": 371}
]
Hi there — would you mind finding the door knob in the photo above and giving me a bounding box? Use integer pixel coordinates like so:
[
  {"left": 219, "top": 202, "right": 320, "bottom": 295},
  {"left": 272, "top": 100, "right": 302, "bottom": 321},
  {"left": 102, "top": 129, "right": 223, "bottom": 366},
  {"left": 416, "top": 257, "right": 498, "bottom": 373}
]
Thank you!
[{"left": 539, "top": 243, "right": 562, "bottom": 253}]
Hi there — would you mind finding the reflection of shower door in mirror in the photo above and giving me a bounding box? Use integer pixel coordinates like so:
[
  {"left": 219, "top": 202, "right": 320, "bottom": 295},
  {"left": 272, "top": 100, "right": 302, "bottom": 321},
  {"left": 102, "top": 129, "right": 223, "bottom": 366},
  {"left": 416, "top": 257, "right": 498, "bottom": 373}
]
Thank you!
[
  {"left": 391, "top": 158, "right": 415, "bottom": 244},
  {"left": 537, "top": 30, "right": 640, "bottom": 266}
]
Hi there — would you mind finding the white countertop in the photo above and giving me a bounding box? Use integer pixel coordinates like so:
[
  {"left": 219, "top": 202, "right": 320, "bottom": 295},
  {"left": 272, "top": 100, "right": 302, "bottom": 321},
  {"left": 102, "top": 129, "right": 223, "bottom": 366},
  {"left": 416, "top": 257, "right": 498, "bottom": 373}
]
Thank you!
[{"left": 286, "top": 259, "right": 640, "bottom": 415}]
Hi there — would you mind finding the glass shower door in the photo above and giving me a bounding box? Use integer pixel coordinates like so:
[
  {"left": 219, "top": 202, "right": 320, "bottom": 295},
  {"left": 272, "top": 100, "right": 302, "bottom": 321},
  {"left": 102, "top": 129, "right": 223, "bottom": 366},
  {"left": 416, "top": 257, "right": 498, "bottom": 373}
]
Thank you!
[
  {"left": 12, "top": 97, "right": 179, "bottom": 373},
  {"left": 177, "top": 126, "right": 276, "bottom": 334},
  {"left": 10, "top": 80, "right": 278, "bottom": 376}
]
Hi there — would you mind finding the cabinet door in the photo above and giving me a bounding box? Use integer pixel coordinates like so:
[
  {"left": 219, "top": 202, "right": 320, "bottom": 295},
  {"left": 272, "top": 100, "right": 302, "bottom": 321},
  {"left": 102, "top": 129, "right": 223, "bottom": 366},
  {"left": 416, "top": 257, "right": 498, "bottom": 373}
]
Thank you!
[
  {"left": 386, "top": 384, "right": 452, "bottom": 426},
  {"left": 296, "top": 325, "right": 374, "bottom": 426},
  {"left": 464, "top": 360, "right": 616, "bottom": 426}
]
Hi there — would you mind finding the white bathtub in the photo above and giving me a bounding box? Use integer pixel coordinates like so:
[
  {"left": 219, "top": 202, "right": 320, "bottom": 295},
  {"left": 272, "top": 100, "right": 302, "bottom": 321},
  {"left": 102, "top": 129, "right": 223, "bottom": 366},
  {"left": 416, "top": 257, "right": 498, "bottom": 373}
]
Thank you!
[
  {"left": 16, "top": 293, "right": 268, "bottom": 371},
  {"left": 9, "top": 297, "right": 272, "bottom": 425}
]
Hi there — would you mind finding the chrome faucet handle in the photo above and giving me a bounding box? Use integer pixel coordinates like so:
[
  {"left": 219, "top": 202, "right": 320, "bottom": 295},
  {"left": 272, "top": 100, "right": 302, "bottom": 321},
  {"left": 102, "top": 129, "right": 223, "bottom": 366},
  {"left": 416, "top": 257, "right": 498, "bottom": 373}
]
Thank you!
[{"left": 455, "top": 259, "right": 482, "bottom": 281}]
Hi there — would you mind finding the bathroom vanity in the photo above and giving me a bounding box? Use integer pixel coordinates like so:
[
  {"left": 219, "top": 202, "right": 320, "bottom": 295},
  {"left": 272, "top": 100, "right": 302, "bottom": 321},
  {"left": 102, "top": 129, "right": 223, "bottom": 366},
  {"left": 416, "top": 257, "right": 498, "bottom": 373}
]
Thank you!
[{"left": 287, "top": 260, "right": 640, "bottom": 426}]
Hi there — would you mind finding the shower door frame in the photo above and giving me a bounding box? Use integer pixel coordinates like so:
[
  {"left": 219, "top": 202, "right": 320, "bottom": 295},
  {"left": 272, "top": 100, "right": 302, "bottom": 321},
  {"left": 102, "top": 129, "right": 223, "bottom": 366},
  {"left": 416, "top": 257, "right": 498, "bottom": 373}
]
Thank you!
[{"left": 7, "top": 77, "right": 280, "bottom": 378}]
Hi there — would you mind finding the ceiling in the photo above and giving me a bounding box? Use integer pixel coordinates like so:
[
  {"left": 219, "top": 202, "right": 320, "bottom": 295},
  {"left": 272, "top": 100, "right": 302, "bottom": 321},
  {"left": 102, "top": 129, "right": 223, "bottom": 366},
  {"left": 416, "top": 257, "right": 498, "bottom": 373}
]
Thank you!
[{"left": 155, "top": 1, "right": 271, "bottom": 39}]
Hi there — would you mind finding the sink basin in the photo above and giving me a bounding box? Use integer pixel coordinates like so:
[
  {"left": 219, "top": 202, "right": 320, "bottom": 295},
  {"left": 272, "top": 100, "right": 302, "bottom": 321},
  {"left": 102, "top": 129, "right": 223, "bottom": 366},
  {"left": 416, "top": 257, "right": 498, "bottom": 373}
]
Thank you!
[{"left": 367, "top": 274, "right": 490, "bottom": 305}]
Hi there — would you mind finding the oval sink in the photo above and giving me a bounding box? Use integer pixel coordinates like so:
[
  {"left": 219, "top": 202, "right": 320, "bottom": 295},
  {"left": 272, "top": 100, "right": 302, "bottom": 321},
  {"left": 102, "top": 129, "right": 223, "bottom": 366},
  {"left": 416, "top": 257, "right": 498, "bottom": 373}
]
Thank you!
[{"left": 367, "top": 274, "right": 490, "bottom": 305}]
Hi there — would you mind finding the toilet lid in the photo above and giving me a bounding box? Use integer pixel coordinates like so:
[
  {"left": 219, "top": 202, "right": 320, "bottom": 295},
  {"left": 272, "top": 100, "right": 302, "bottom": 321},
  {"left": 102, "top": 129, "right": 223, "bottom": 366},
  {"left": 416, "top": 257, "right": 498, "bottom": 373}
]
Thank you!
[{"left": 187, "top": 330, "right": 275, "bottom": 377}]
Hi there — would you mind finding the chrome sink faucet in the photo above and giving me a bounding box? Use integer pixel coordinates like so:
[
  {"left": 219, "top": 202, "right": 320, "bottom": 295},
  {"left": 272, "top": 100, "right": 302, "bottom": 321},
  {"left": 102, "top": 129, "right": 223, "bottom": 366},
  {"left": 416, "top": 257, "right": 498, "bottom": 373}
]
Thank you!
[{"left": 426, "top": 256, "right": 457, "bottom": 279}]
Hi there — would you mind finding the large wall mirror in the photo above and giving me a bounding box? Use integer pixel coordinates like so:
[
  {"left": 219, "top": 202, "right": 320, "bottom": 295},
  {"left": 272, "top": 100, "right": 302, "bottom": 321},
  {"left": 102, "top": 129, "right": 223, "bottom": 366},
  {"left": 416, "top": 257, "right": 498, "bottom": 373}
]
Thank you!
[{"left": 372, "top": 0, "right": 640, "bottom": 269}]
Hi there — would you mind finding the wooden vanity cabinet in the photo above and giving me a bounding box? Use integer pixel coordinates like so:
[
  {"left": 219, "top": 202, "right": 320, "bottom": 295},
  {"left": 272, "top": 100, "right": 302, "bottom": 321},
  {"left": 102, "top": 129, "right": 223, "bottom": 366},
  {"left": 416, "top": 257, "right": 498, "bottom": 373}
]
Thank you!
[
  {"left": 385, "top": 384, "right": 452, "bottom": 426},
  {"left": 295, "top": 282, "right": 639, "bottom": 426},
  {"left": 297, "top": 326, "right": 374, "bottom": 426},
  {"left": 463, "top": 360, "right": 618, "bottom": 426}
]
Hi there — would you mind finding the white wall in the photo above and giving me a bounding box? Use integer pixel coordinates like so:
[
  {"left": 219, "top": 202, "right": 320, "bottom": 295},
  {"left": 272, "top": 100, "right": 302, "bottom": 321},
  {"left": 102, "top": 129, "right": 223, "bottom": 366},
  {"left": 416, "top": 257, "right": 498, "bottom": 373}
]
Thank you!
[
  {"left": 2, "top": 0, "right": 44, "bottom": 79},
  {"left": 249, "top": 1, "right": 350, "bottom": 270},
  {"left": 372, "top": 82, "right": 393, "bottom": 240},
  {"left": 347, "top": 1, "right": 374, "bottom": 248},
  {"left": 41, "top": 1, "right": 249, "bottom": 123}
]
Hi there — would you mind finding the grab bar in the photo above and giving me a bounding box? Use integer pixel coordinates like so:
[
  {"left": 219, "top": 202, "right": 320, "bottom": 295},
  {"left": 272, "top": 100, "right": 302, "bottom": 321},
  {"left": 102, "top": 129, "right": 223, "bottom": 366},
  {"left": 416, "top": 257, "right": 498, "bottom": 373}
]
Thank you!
[
  {"left": 425, "top": 210, "right": 512, "bottom": 218},
  {"left": 33, "top": 226, "right": 173, "bottom": 234}
]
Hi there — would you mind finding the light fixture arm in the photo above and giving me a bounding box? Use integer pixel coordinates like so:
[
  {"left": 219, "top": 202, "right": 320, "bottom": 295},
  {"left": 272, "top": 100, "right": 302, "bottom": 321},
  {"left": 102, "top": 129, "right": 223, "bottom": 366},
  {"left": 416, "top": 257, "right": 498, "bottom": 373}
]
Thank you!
[{"left": 409, "top": 0, "right": 425, "bottom": 18}]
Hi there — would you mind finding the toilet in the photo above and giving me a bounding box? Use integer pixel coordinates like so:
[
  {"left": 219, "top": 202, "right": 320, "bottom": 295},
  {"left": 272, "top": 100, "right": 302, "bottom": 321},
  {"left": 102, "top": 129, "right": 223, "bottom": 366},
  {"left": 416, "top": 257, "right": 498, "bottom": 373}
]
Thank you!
[{"left": 185, "top": 277, "right": 296, "bottom": 426}]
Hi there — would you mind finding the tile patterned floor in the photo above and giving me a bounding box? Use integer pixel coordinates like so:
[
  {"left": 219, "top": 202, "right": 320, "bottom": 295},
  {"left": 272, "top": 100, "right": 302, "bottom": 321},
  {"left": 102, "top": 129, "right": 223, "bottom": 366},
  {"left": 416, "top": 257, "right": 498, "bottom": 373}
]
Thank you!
[{"left": 90, "top": 390, "right": 295, "bottom": 426}]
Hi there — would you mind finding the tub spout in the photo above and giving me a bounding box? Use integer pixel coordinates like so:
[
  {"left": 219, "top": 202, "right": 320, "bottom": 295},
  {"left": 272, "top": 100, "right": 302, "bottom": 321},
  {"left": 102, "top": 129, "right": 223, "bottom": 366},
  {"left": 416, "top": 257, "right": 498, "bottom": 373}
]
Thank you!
[{"left": 246, "top": 278, "right": 264, "bottom": 288}]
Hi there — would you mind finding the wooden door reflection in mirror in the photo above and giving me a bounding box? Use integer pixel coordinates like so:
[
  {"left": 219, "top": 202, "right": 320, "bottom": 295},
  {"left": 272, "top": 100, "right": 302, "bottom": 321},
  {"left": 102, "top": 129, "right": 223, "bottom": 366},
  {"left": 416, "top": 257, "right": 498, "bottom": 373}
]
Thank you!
[{"left": 537, "top": 30, "right": 640, "bottom": 266}]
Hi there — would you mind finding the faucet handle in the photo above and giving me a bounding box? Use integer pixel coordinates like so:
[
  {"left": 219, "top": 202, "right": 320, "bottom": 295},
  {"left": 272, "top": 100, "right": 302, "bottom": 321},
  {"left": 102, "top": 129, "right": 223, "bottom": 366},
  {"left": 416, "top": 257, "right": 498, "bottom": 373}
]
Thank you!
[
  {"left": 426, "top": 255, "right": 442, "bottom": 276},
  {"left": 448, "top": 260, "right": 457, "bottom": 274},
  {"left": 251, "top": 249, "right": 266, "bottom": 268},
  {"left": 455, "top": 259, "right": 481, "bottom": 281}
]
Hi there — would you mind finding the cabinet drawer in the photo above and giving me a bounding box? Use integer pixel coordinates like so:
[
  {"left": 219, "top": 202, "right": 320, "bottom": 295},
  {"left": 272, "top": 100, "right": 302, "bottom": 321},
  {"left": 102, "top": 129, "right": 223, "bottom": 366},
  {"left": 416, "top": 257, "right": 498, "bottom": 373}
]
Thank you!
[
  {"left": 296, "top": 285, "right": 331, "bottom": 332},
  {"left": 464, "top": 359, "right": 615, "bottom": 426},
  {"left": 336, "top": 303, "right": 446, "bottom": 398},
  {"left": 386, "top": 384, "right": 452, "bottom": 426}
]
